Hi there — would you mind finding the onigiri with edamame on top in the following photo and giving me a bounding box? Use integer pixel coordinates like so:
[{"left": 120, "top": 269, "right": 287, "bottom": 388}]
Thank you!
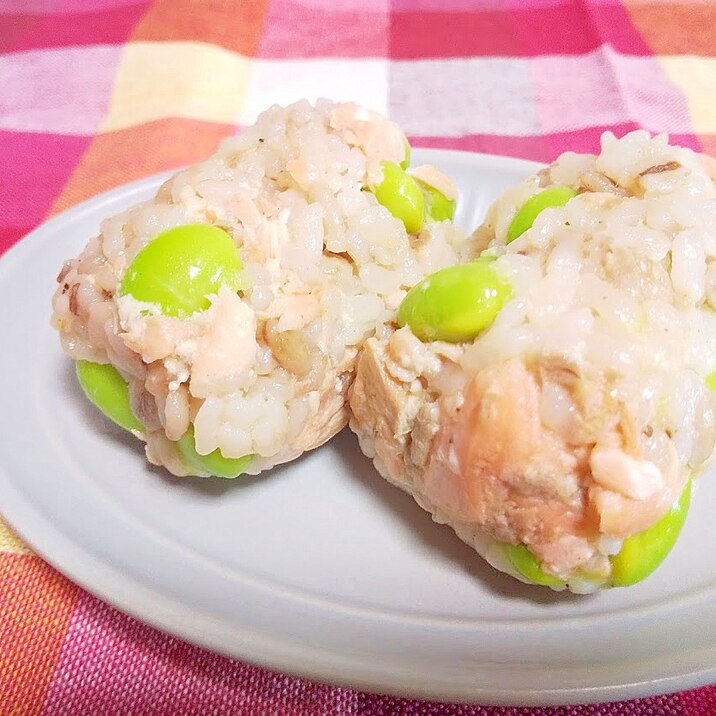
[
  {"left": 349, "top": 131, "right": 716, "bottom": 592},
  {"left": 51, "top": 100, "right": 464, "bottom": 477}
]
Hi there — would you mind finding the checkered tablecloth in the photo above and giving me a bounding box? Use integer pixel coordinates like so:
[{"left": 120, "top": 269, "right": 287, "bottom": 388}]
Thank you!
[{"left": 2, "top": 1, "right": 716, "bottom": 713}]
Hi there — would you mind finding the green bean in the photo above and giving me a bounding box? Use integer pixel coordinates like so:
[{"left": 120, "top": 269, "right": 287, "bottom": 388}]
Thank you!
[
  {"left": 706, "top": 370, "right": 716, "bottom": 391},
  {"left": 397, "top": 262, "right": 511, "bottom": 343},
  {"left": 610, "top": 480, "right": 692, "bottom": 586},
  {"left": 401, "top": 137, "right": 411, "bottom": 169},
  {"left": 177, "top": 425, "right": 253, "bottom": 479},
  {"left": 75, "top": 360, "right": 143, "bottom": 433},
  {"left": 505, "top": 544, "right": 566, "bottom": 588},
  {"left": 120, "top": 224, "right": 246, "bottom": 317},
  {"left": 372, "top": 161, "right": 425, "bottom": 235},
  {"left": 417, "top": 179, "right": 456, "bottom": 222},
  {"left": 507, "top": 186, "right": 577, "bottom": 243}
]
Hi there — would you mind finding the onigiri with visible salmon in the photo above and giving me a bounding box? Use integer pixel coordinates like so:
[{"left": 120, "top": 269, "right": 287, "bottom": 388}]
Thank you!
[{"left": 349, "top": 131, "right": 716, "bottom": 591}]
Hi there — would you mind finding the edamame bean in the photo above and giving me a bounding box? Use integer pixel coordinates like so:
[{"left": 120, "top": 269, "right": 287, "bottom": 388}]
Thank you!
[
  {"left": 177, "top": 425, "right": 253, "bottom": 479},
  {"left": 401, "top": 137, "right": 411, "bottom": 169},
  {"left": 372, "top": 161, "right": 425, "bottom": 235},
  {"left": 505, "top": 544, "right": 566, "bottom": 588},
  {"left": 397, "top": 262, "right": 511, "bottom": 343},
  {"left": 609, "top": 480, "right": 692, "bottom": 587},
  {"left": 506, "top": 186, "right": 577, "bottom": 243},
  {"left": 75, "top": 360, "right": 143, "bottom": 433},
  {"left": 417, "top": 180, "right": 456, "bottom": 222},
  {"left": 707, "top": 370, "right": 716, "bottom": 391},
  {"left": 120, "top": 224, "right": 246, "bottom": 317}
]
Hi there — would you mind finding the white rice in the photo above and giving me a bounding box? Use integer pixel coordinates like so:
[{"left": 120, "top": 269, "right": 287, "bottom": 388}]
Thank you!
[{"left": 467, "top": 131, "right": 716, "bottom": 471}]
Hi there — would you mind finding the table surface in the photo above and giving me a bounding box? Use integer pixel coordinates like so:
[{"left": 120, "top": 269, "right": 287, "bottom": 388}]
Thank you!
[{"left": 2, "top": 1, "right": 716, "bottom": 713}]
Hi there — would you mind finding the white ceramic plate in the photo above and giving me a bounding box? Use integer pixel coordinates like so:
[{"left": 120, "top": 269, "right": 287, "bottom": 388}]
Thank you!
[{"left": 1, "top": 150, "right": 715, "bottom": 707}]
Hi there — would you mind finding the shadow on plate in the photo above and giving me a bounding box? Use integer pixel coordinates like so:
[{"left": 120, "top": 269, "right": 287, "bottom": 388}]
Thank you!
[
  {"left": 331, "top": 427, "right": 590, "bottom": 606},
  {"left": 62, "top": 355, "right": 591, "bottom": 604}
]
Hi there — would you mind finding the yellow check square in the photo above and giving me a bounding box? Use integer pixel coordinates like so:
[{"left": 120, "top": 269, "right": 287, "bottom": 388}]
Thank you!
[
  {"left": 0, "top": 518, "right": 30, "bottom": 556},
  {"left": 660, "top": 56, "right": 716, "bottom": 134},
  {"left": 102, "top": 41, "right": 249, "bottom": 132}
]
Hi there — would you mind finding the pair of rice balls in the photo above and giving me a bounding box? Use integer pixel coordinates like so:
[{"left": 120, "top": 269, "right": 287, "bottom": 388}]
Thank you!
[{"left": 52, "top": 103, "right": 716, "bottom": 591}]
